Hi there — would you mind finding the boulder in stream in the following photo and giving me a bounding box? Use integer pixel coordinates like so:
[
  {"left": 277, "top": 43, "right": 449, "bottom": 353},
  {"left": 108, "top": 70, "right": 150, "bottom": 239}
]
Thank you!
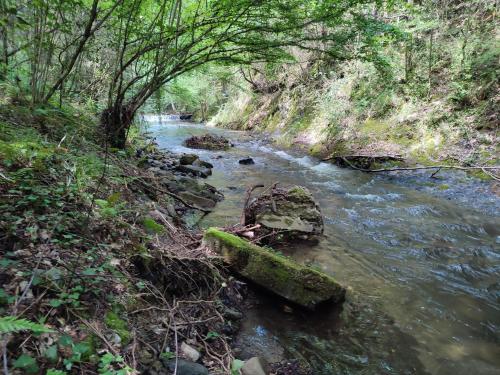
[
  {"left": 203, "top": 228, "right": 345, "bottom": 309},
  {"left": 176, "top": 164, "right": 212, "bottom": 178},
  {"left": 241, "top": 357, "right": 268, "bottom": 375},
  {"left": 239, "top": 157, "right": 255, "bottom": 165},
  {"left": 184, "top": 133, "right": 232, "bottom": 150},
  {"left": 245, "top": 185, "right": 323, "bottom": 242},
  {"left": 179, "top": 153, "right": 199, "bottom": 165}
]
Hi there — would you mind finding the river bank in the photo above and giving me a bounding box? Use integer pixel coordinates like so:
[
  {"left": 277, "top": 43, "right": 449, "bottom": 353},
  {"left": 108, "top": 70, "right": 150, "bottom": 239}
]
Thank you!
[
  {"left": 0, "top": 104, "right": 259, "bottom": 375},
  {"left": 149, "top": 119, "right": 500, "bottom": 375}
]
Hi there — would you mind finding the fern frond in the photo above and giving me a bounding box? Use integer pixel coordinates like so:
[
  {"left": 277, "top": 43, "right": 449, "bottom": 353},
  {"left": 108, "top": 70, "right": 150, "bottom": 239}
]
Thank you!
[{"left": 0, "top": 316, "right": 54, "bottom": 334}]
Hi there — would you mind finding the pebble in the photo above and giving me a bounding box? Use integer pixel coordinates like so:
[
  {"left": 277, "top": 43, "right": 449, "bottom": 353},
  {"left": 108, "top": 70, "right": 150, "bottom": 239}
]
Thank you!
[
  {"left": 241, "top": 357, "right": 268, "bottom": 375},
  {"left": 180, "top": 342, "right": 201, "bottom": 362}
]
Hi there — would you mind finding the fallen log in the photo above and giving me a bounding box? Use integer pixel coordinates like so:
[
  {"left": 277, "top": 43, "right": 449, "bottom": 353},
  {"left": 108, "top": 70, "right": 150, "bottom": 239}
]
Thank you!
[{"left": 203, "top": 228, "right": 345, "bottom": 309}]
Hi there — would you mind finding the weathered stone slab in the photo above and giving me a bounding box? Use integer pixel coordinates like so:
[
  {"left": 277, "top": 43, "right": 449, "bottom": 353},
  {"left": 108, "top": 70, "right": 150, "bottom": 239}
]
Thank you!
[
  {"left": 203, "top": 228, "right": 345, "bottom": 308},
  {"left": 245, "top": 185, "right": 323, "bottom": 242}
]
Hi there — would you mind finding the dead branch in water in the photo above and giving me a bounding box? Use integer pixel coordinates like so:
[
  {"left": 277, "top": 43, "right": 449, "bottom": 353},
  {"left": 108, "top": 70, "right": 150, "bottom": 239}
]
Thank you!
[
  {"left": 335, "top": 156, "right": 500, "bottom": 176},
  {"left": 240, "top": 184, "right": 264, "bottom": 226},
  {"left": 323, "top": 154, "right": 404, "bottom": 162}
]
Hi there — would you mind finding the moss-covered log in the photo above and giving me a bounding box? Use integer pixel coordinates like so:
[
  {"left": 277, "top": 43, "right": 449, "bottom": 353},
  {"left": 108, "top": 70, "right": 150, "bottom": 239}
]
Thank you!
[{"left": 203, "top": 228, "right": 345, "bottom": 308}]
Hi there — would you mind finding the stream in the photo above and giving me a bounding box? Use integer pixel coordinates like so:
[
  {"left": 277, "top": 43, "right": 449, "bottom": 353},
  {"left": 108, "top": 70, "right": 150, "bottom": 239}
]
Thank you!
[{"left": 148, "top": 119, "right": 500, "bottom": 375}]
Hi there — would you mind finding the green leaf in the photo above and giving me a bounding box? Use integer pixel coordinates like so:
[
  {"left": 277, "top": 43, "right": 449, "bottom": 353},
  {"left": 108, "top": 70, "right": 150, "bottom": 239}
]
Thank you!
[
  {"left": 73, "top": 342, "right": 91, "bottom": 356},
  {"left": 160, "top": 351, "right": 175, "bottom": 360},
  {"left": 49, "top": 299, "right": 64, "bottom": 307},
  {"left": 143, "top": 217, "right": 164, "bottom": 234},
  {"left": 231, "top": 359, "right": 244, "bottom": 375},
  {"left": 58, "top": 334, "right": 74, "bottom": 347},
  {"left": 44, "top": 345, "right": 59, "bottom": 363},
  {"left": 13, "top": 354, "right": 39, "bottom": 374},
  {"left": 205, "top": 331, "right": 220, "bottom": 340},
  {"left": 107, "top": 192, "right": 121, "bottom": 205},
  {"left": 95, "top": 199, "right": 109, "bottom": 208},
  {"left": 47, "top": 369, "right": 67, "bottom": 375},
  {"left": 82, "top": 267, "right": 98, "bottom": 276},
  {"left": 0, "top": 316, "right": 54, "bottom": 334}
]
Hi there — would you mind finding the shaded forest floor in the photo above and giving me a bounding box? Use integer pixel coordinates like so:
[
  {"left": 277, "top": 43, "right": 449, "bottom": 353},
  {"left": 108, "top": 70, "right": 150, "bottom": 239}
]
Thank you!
[{"left": 0, "top": 101, "right": 245, "bottom": 374}]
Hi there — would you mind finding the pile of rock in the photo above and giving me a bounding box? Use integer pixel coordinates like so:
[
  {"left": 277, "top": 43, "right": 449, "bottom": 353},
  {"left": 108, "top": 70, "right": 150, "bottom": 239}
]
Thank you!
[
  {"left": 177, "top": 153, "right": 213, "bottom": 178},
  {"left": 184, "top": 133, "right": 232, "bottom": 150},
  {"left": 142, "top": 150, "right": 223, "bottom": 212}
]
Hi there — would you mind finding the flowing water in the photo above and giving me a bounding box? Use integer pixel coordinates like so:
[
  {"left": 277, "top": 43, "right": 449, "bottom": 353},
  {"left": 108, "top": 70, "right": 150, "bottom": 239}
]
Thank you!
[{"left": 148, "top": 120, "right": 500, "bottom": 375}]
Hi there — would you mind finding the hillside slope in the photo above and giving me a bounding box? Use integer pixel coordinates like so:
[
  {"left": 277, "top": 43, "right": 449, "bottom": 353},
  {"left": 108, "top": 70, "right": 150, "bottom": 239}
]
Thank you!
[{"left": 210, "top": 2, "right": 498, "bottom": 170}]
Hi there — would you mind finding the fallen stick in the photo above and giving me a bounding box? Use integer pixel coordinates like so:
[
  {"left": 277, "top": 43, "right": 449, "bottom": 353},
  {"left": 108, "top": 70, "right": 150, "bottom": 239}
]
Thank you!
[
  {"left": 240, "top": 184, "right": 264, "bottom": 226},
  {"left": 338, "top": 157, "right": 500, "bottom": 174},
  {"left": 323, "top": 154, "right": 403, "bottom": 161}
]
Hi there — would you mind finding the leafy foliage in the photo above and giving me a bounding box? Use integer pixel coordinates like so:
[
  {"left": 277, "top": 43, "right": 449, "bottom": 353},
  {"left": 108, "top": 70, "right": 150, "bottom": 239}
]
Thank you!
[{"left": 0, "top": 316, "right": 53, "bottom": 334}]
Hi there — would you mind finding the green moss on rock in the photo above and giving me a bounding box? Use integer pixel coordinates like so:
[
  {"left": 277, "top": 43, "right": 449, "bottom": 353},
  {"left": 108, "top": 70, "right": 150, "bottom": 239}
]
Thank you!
[
  {"left": 203, "top": 228, "right": 345, "bottom": 308},
  {"left": 104, "top": 311, "right": 131, "bottom": 345}
]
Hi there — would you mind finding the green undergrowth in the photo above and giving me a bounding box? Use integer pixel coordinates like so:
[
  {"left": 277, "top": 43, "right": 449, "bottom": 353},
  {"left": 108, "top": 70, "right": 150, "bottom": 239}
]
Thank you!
[{"left": 0, "top": 101, "right": 187, "bottom": 374}]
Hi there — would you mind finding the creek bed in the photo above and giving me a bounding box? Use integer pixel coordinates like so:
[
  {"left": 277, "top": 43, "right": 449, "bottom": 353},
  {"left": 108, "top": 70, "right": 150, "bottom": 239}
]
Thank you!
[{"left": 148, "top": 119, "right": 500, "bottom": 375}]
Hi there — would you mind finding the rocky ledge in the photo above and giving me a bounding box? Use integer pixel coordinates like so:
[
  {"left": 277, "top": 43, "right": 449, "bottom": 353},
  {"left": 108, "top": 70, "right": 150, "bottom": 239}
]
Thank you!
[{"left": 140, "top": 149, "right": 223, "bottom": 213}]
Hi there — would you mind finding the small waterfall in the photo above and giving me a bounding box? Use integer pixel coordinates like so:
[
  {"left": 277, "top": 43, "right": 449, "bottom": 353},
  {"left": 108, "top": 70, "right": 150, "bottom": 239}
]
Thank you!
[{"left": 142, "top": 113, "right": 184, "bottom": 122}]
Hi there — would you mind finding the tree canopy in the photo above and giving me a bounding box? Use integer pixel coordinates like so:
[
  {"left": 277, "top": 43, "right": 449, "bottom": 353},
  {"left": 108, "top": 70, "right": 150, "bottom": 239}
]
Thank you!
[{"left": 1, "top": 0, "right": 396, "bottom": 146}]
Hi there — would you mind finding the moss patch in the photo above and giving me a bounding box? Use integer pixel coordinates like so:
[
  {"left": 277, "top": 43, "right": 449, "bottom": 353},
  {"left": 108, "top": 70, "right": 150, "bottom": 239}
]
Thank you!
[
  {"left": 203, "top": 228, "right": 345, "bottom": 308},
  {"left": 104, "top": 311, "right": 131, "bottom": 345}
]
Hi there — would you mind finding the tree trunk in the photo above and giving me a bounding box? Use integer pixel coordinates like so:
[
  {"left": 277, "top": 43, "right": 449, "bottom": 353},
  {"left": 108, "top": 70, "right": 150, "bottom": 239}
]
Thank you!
[{"left": 101, "top": 104, "right": 135, "bottom": 149}]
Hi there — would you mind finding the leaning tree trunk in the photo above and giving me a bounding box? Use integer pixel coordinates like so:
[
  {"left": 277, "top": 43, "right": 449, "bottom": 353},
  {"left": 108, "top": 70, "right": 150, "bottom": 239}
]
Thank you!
[{"left": 101, "top": 104, "right": 135, "bottom": 148}]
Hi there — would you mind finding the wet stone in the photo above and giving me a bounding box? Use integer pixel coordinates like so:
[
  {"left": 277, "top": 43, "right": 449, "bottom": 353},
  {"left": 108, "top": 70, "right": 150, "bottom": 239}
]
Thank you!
[
  {"left": 176, "top": 164, "right": 212, "bottom": 178},
  {"left": 162, "top": 359, "right": 209, "bottom": 375},
  {"left": 239, "top": 157, "right": 255, "bottom": 165},
  {"left": 179, "top": 153, "right": 199, "bottom": 165},
  {"left": 245, "top": 185, "right": 324, "bottom": 242},
  {"left": 193, "top": 158, "right": 214, "bottom": 169},
  {"left": 223, "top": 307, "right": 243, "bottom": 320}
]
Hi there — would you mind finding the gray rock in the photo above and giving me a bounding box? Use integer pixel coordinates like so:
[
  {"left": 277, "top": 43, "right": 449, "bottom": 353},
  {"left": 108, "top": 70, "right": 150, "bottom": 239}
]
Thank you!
[
  {"left": 241, "top": 357, "right": 268, "bottom": 375},
  {"left": 180, "top": 154, "right": 199, "bottom": 165},
  {"left": 163, "top": 359, "right": 208, "bottom": 375},
  {"left": 148, "top": 166, "right": 162, "bottom": 174},
  {"left": 239, "top": 157, "right": 255, "bottom": 165},
  {"left": 245, "top": 185, "right": 323, "bottom": 242},
  {"left": 223, "top": 307, "right": 243, "bottom": 320},
  {"left": 163, "top": 177, "right": 223, "bottom": 203},
  {"left": 179, "top": 191, "right": 216, "bottom": 210},
  {"left": 180, "top": 342, "right": 201, "bottom": 362},
  {"left": 193, "top": 159, "right": 214, "bottom": 169},
  {"left": 176, "top": 164, "right": 212, "bottom": 178}
]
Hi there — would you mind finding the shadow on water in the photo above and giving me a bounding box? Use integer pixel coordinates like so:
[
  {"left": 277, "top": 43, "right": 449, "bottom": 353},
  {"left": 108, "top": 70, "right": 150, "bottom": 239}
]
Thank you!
[
  {"left": 148, "top": 120, "right": 500, "bottom": 375},
  {"left": 235, "top": 285, "right": 429, "bottom": 375}
]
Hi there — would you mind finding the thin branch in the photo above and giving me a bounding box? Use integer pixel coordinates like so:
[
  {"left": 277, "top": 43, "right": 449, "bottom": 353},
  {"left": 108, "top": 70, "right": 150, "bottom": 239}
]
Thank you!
[{"left": 337, "top": 157, "right": 500, "bottom": 173}]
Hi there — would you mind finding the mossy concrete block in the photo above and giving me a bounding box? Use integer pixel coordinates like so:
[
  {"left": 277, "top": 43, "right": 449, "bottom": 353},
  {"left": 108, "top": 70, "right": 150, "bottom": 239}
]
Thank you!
[{"left": 203, "top": 228, "right": 345, "bottom": 309}]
